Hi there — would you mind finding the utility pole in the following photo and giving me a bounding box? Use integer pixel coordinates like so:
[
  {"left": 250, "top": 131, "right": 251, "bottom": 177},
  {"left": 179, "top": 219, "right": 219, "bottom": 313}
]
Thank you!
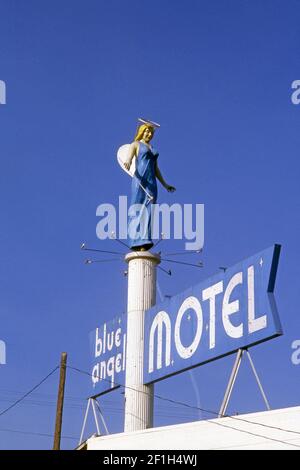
[{"left": 53, "top": 352, "right": 67, "bottom": 450}]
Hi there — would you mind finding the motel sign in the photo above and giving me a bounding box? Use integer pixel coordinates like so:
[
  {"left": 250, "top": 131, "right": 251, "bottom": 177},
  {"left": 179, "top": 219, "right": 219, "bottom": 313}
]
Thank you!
[{"left": 144, "top": 245, "right": 282, "bottom": 384}]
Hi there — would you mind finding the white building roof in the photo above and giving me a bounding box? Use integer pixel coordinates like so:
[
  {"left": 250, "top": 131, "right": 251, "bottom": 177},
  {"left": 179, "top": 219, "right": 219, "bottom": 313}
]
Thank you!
[{"left": 87, "top": 405, "right": 300, "bottom": 450}]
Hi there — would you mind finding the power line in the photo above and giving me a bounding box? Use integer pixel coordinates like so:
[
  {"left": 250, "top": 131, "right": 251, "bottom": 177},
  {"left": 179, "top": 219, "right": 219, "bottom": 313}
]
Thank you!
[
  {"left": 196, "top": 418, "right": 300, "bottom": 449},
  {"left": 0, "top": 427, "right": 77, "bottom": 441},
  {"left": 0, "top": 398, "right": 85, "bottom": 409},
  {"left": 67, "top": 365, "right": 300, "bottom": 448},
  {"left": 0, "top": 396, "right": 204, "bottom": 420},
  {"left": 0, "top": 388, "right": 109, "bottom": 403},
  {"left": 0, "top": 366, "right": 59, "bottom": 418},
  {"left": 152, "top": 394, "right": 300, "bottom": 440},
  {"left": 0, "top": 396, "right": 205, "bottom": 420}
]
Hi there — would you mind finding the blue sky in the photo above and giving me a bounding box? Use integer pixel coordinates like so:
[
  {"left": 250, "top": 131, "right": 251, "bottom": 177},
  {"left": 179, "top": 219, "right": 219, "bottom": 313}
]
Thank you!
[{"left": 0, "top": 0, "right": 299, "bottom": 449}]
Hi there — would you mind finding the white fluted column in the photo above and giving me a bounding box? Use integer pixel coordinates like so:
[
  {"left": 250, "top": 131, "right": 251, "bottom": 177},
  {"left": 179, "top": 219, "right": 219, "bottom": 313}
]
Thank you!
[{"left": 124, "top": 251, "right": 160, "bottom": 432}]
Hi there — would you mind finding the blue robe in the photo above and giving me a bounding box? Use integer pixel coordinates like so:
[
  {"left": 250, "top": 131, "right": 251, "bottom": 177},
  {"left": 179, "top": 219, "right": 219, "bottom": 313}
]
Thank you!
[{"left": 128, "top": 142, "right": 158, "bottom": 249}]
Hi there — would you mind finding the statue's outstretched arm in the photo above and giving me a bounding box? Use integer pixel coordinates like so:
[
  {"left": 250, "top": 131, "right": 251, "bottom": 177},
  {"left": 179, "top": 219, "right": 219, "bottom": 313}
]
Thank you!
[{"left": 155, "top": 162, "right": 176, "bottom": 193}]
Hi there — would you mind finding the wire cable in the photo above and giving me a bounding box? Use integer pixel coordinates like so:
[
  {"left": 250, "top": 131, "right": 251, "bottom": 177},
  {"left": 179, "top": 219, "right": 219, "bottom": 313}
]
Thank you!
[
  {"left": 0, "top": 427, "right": 77, "bottom": 440},
  {"left": 160, "top": 258, "right": 203, "bottom": 268},
  {"left": 0, "top": 366, "right": 59, "bottom": 418}
]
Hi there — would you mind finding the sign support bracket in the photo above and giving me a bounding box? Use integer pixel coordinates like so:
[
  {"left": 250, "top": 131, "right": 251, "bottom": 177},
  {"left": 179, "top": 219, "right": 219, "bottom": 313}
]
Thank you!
[
  {"left": 218, "top": 348, "right": 271, "bottom": 418},
  {"left": 78, "top": 397, "right": 109, "bottom": 446}
]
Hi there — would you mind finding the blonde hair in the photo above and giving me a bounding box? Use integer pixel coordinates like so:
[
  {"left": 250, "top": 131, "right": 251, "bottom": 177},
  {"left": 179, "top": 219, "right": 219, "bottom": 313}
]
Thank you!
[{"left": 134, "top": 124, "right": 155, "bottom": 141}]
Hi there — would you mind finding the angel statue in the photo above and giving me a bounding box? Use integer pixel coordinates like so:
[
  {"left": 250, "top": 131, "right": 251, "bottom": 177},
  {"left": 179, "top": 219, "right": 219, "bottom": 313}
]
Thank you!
[{"left": 117, "top": 118, "right": 176, "bottom": 251}]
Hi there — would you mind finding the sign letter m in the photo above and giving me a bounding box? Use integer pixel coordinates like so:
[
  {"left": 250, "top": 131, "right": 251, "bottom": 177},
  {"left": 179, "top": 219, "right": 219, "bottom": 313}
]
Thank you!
[{"left": 148, "top": 311, "right": 171, "bottom": 373}]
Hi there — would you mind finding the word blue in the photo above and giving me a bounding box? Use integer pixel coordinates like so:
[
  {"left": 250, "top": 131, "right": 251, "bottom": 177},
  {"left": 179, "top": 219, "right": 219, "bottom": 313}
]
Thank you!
[{"left": 90, "top": 314, "right": 127, "bottom": 395}]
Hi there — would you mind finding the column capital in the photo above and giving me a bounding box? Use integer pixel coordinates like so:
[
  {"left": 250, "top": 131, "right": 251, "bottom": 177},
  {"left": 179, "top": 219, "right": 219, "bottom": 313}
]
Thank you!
[{"left": 125, "top": 251, "right": 161, "bottom": 265}]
